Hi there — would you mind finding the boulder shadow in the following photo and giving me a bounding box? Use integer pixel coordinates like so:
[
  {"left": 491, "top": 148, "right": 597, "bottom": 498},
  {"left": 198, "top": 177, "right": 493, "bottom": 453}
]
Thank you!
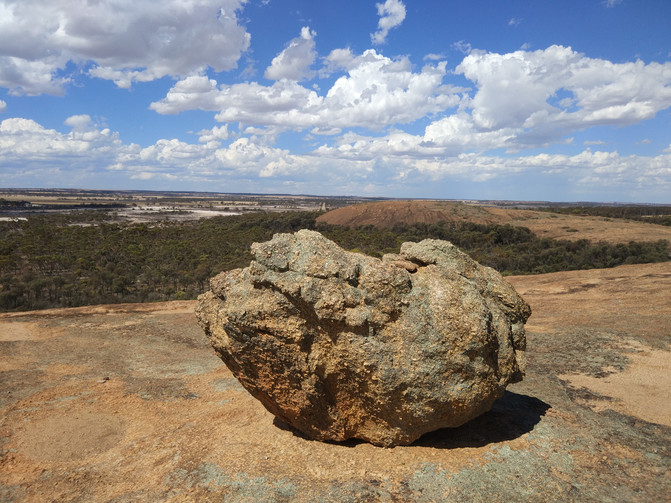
[
  {"left": 273, "top": 391, "right": 550, "bottom": 449},
  {"left": 272, "top": 417, "right": 316, "bottom": 442},
  {"left": 414, "top": 391, "right": 551, "bottom": 449}
]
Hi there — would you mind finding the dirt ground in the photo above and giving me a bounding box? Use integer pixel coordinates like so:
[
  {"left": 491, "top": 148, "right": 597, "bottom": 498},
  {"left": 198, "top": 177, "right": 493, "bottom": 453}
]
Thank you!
[
  {"left": 1, "top": 263, "right": 670, "bottom": 502},
  {"left": 316, "top": 200, "right": 671, "bottom": 244}
]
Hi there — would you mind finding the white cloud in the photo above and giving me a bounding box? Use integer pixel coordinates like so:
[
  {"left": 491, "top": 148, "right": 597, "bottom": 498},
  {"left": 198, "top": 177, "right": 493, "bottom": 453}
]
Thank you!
[
  {"left": 151, "top": 75, "right": 223, "bottom": 115},
  {"left": 198, "top": 125, "right": 230, "bottom": 145},
  {"left": 0, "top": 57, "right": 70, "bottom": 96},
  {"left": 371, "top": 0, "right": 406, "bottom": 45},
  {"left": 308, "top": 116, "right": 515, "bottom": 163},
  {"left": 2, "top": 116, "right": 670, "bottom": 200},
  {"left": 0, "top": 116, "right": 311, "bottom": 186},
  {"left": 452, "top": 41, "right": 473, "bottom": 55},
  {"left": 1, "top": 118, "right": 47, "bottom": 135},
  {"left": 152, "top": 50, "right": 460, "bottom": 131},
  {"left": 64, "top": 114, "right": 93, "bottom": 131},
  {"left": 215, "top": 138, "right": 309, "bottom": 177},
  {"left": 0, "top": 0, "right": 250, "bottom": 94},
  {"left": 321, "top": 54, "right": 456, "bottom": 128},
  {"left": 151, "top": 45, "right": 671, "bottom": 158},
  {"left": 87, "top": 68, "right": 159, "bottom": 91},
  {"left": 320, "top": 48, "right": 357, "bottom": 77},
  {"left": 205, "top": 45, "right": 670, "bottom": 162},
  {"left": 312, "top": 135, "right": 671, "bottom": 195},
  {"left": 265, "top": 27, "right": 317, "bottom": 81},
  {"left": 423, "top": 114, "right": 516, "bottom": 153},
  {"left": 152, "top": 76, "right": 319, "bottom": 121},
  {"left": 0, "top": 100, "right": 5, "bottom": 113},
  {"left": 457, "top": 46, "right": 576, "bottom": 131},
  {"left": 604, "top": 0, "right": 623, "bottom": 7},
  {"left": 138, "top": 138, "right": 214, "bottom": 163},
  {"left": 456, "top": 45, "right": 671, "bottom": 147},
  {"left": 109, "top": 133, "right": 311, "bottom": 183},
  {"left": 0, "top": 117, "right": 126, "bottom": 186},
  {"left": 0, "top": 117, "right": 118, "bottom": 152}
]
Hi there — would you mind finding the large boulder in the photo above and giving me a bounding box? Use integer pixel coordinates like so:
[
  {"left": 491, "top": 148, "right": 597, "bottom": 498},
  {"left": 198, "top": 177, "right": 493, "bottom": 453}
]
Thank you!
[{"left": 195, "top": 230, "right": 531, "bottom": 447}]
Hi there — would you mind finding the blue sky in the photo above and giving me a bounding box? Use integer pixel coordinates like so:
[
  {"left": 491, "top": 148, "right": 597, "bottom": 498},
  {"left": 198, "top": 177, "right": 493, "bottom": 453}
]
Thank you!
[{"left": 1, "top": 0, "right": 670, "bottom": 202}]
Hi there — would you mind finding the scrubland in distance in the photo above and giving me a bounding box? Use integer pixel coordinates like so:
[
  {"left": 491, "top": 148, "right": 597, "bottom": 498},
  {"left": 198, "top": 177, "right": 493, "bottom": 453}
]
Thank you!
[{"left": 1, "top": 209, "right": 668, "bottom": 312}]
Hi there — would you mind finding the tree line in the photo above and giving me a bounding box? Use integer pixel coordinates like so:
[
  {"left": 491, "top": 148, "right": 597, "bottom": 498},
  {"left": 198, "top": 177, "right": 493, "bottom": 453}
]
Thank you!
[
  {"left": 536, "top": 205, "right": 671, "bottom": 226},
  {"left": 0, "top": 211, "right": 668, "bottom": 311}
]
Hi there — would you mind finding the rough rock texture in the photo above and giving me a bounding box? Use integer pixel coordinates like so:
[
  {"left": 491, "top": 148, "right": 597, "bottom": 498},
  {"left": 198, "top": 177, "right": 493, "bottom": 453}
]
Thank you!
[{"left": 195, "top": 230, "right": 531, "bottom": 447}]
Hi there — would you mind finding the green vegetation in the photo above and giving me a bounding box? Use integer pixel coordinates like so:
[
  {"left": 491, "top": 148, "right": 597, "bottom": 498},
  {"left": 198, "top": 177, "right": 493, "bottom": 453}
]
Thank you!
[
  {"left": 0, "top": 198, "right": 32, "bottom": 209},
  {"left": 1, "top": 211, "right": 668, "bottom": 312},
  {"left": 536, "top": 205, "right": 671, "bottom": 226},
  {"left": 319, "top": 221, "right": 669, "bottom": 275}
]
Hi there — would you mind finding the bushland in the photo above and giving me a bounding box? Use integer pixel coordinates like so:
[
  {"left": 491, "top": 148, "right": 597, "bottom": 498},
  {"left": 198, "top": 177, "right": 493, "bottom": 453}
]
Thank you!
[{"left": 0, "top": 211, "right": 668, "bottom": 311}]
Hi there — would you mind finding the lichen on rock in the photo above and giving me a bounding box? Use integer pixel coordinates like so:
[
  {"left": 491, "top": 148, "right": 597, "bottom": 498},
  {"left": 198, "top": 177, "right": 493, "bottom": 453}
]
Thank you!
[{"left": 196, "top": 229, "right": 531, "bottom": 447}]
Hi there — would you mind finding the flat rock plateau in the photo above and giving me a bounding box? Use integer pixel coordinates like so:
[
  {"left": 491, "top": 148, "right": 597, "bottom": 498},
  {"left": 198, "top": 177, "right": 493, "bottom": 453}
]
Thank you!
[{"left": 1, "top": 262, "right": 670, "bottom": 502}]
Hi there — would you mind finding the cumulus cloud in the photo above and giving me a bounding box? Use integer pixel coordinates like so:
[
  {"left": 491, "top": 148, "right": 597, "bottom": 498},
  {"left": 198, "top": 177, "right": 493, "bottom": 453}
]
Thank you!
[
  {"left": 371, "top": 0, "right": 406, "bottom": 45},
  {"left": 320, "top": 48, "right": 357, "bottom": 76},
  {"left": 64, "top": 114, "right": 93, "bottom": 131},
  {"left": 423, "top": 114, "right": 517, "bottom": 153},
  {"left": 0, "top": 117, "right": 119, "bottom": 154},
  {"left": 0, "top": 100, "right": 5, "bottom": 113},
  {"left": 2, "top": 116, "right": 670, "bottom": 199},
  {"left": 4, "top": 25, "right": 670, "bottom": 200},
  {"left": 152, "top": 50, "right": 460, "bottom": 130},
  {"left": 456, "top": 45, "right": 671, "bottom": 148},
  {"left": 0, "top": 0, "right": 250, "bottom": 94},
  {"left": 312, "top": 133, "right": 671, "bottom": 196},
  {"left": 0, "top": 117, "right": 311, "bottom": 186},
  {"left": 310, "top": 117, "right": 515, "bottom": 165},
  {"left": 265, "top": 27, "right": 317, "bottom": 81},
  {"left": 313, "top": 45, "right": 671, "bottom": 159},
  {"left": 214, "top": 138, "right": 310, "bottom": 177},
  {"left": 144, "top": 42, "right": 671, "bottom": 188},
  {"left": 198, "top": 125, "right": 230, "bottom": 145},
  {"left": 151, "top": 75, "right": 223, "bottom": 114},
  {"left": 150, "top": 45, "right": 671, "bottom": 158},
  {"left": 0, "top": 117, "right": 128, "bottom": 186},
  {"left": 109, "top": 131, "right": 312, "bottom": 184}
]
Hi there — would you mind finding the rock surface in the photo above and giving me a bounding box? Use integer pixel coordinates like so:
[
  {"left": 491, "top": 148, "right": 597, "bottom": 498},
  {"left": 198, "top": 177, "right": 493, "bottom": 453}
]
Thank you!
[
  {"left": 195, "top": 230, "right": 531, "bottom": 447},
  {"left": 3, "top": 263, "right": 670, "bottom": 501}
]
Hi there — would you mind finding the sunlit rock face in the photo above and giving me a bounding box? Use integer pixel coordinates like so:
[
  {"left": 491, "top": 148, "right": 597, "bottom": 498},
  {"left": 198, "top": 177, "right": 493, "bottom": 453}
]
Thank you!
[{"left": 196, "top": 230, "right": 530, "bottom": 447}]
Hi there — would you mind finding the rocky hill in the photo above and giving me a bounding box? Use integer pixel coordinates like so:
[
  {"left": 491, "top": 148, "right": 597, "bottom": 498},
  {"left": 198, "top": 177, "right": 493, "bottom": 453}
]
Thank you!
[
  {"left": 317, "top": 200, "right": 671, "bottom": 244},
  {"left": 1, "top": 262, "right": 669, "bottom": 501}
]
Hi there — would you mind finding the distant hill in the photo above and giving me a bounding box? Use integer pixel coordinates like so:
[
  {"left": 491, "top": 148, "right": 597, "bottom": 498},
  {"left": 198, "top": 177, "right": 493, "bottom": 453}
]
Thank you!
[{"left": 317, "top": 200, "right": 671, "bottom": 244}]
